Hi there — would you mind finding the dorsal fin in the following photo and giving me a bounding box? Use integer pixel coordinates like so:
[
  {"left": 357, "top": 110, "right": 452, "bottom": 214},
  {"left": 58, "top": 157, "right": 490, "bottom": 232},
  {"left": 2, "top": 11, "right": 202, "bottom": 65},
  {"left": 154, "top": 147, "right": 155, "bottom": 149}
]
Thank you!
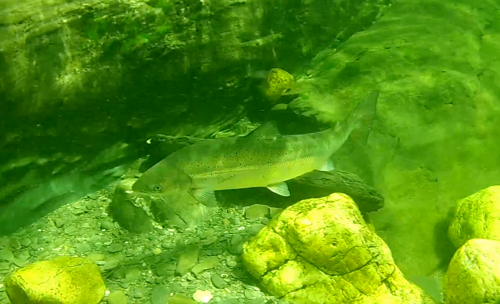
[{"left": 244, "top": 122, "right": 281, "bottom": 140}]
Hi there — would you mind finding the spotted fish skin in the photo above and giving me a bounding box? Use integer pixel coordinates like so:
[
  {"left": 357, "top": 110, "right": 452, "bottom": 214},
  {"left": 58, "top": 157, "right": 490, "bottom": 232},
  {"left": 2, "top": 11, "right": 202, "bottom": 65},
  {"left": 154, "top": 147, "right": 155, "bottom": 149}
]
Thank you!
[{"left": 132, "top": 91, "right": 379, "bottom": 204}]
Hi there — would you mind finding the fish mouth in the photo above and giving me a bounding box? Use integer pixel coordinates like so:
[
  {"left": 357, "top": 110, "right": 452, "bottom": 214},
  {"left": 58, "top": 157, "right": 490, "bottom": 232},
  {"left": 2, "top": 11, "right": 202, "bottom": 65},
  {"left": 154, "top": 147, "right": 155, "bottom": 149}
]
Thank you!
[{"left": 131, "top": 179, "right": 147, "bottom": 193}]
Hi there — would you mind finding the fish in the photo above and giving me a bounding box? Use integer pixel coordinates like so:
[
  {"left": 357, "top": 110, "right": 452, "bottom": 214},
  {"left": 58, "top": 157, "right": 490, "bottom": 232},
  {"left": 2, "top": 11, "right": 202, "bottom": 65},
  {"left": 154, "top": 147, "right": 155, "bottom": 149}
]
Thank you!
[{"left": 132, "top": 90, "right": 380, "bottom": 206}]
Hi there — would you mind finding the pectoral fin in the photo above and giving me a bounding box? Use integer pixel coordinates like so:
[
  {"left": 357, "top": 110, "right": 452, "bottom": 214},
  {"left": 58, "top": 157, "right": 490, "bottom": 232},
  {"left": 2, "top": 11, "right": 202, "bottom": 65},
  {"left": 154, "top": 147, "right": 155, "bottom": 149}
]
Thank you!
[
  {"left": 190, "top": 189, "right": 217, "bottom": 207},
  {"left": 267, "top": 182, "right": 290, "bottom": 197},
  {"left": 317, "top": 159, "right": 335, "bottom": 172}
]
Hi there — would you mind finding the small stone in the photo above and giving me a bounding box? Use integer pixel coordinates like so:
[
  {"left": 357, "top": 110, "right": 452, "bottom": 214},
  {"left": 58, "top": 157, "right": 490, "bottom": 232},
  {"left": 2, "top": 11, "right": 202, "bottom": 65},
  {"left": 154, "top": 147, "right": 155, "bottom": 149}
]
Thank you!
[
  {"left": 155, "top": 262, "right": 176, "bottom": 278},
  {"left": 201, "top": 228, "right": 215, "bottom": 239},
  {"left": 192, "top": 256, "right": 220, "bottom": 275},
  {"left": 153, "top": 248, "right": 162, "bottom": 255},
  {"left": 20, "top": 238, "right": 32, "bottom": 247},
  {"left": 124, "top": 267, "right": 142, "bottom": 282},
  {"left": 0, "top": 262, "right": 10, "bottom": 270},
  {"left": 228, "top": 235, "right": 244, "bottom": 255},
  {"left": 76, "top": 243, "right": 92, "bottom": 253},
  {"left": 161, "top": 241, "right": 172, "bottom": 249},
  {"left": 193, "top": 290, "right": 213, "bottom": 303},
  {"left": 244, "top": 205, "right": 270, "bottom": 220},
  {"left": 244, "top": 289, "right": 258, "bottom": 299},
  {"left": 0, "top": 249, "right": 14, "bottom": 262},
  {"left": 101, "top": 221, "right": 115, "bottom": 230},
  {"left": 107, "top": 290, "right": 128, "bottom": 304},
  {"left": 168, "top": 293, "right": 197, "bottom": 303},
  {"left": 268, "top": 207, "right": 283, "bottom": 218},
  {"left": 150, "top": 286, "right": 169, "bottom": 304},
  {"left": 87, "top": 253, "right": 106, "bottom": 263},
  {"left": 201, "top": 236, "right": 218, "bottom": 246},
  {"left": 248, "top": 224, "right": 265, "bottom": 236},
  {"left": 227, "top": 260, "right": 237, "bottom": 267},
  {"left": 132, "top": 287, "right": 146, "bottom": 298},
  {"left": 211, "top": 273, "right": 227, "bottom": 289},
  {"left": 175, "top": 244, "right": 200, "bottom": 276},
  {"left": 108, "top": 243, "right": 124, "bottom": 253},
  {"left": 260, "top": 218, "right": 270, "bottom": 225},
  {"left": 64, "top": 226, "right": 77, "bottom": 234},
  {"left": 9, "top": 239, "right": 21, "bottom": 250},
  {"left": 53, "top": 218, "right": 65, "bottom": 228}
]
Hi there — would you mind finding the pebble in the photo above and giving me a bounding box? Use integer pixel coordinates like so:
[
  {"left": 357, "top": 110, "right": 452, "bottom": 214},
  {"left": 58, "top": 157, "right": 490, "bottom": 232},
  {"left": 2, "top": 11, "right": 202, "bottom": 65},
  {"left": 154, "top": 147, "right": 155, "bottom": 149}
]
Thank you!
[
  {"left": 269, "top": 207, "right": 284, "bottom": 218},
  {"left": 0, "top": 249, "right": 14, "bottom": 262},
  {"left": 175, "top": 244, "right": 200, "bottom": 276},
  {"left": 20, "top": 238, "right": 32, "bottom": 247},
  {"left": 107, "top": 290, "right": 128, "bottom": 304},
  {"left": 150, "top": 285, "right": 169, "bottom": 304},
  {"left": 53, "top": 218, "right": 65, "bottom": 228},
  {"left": 244, "top": 205, "right": 270, "bottom": 219},
  {"left": 75, "top": 243, "right": 92, "bottom": 253},
  {"left": 192, "top": 256, "right": 220, "bottom": 275},
  {"left": 124, "top": 267, "right": 142, "bottom": 282},
  {"left": 64, "top": 226, "right": 77, "bottom": 234},
  {"left": 87, "top": 252, "right": 106, "bottom": 263},
  {"left": 101, "top": 220, "right": 115, "bottom": 230},
  {"left": 201, "top": 228, "right": 215, "bottom": 239},
  {"left": 227, "top": 260, "right": 237, "bottom": 267},
  {"left": 9, "top": 239, "right": 21, "bottom": 250},
  {"left": 201, "top": 235, "right": 218, "bottom": 246},
  {"left": 108, "top": 243, "right": 124, "bottom": 253},
  {"left": 244, "top": 289, "right": 258, "bottom": 300},
  {"left": 228, "top": 235, "right": 244, "bottom": 255},
  {"left": 211, "top": 273, "right": 227, "bottom": 289},
  {"left": 248, "top": 224, "right": 265, "bottom": 236},
  {"left": 155, "top": 262, "right": 176, "bottom": 278}
]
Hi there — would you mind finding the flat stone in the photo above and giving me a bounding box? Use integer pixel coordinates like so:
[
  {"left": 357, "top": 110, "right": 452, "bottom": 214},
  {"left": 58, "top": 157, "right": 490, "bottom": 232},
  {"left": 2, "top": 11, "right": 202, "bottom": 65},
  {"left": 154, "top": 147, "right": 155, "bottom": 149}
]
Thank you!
[{"left": 108, "top": 290, "right": 128, "bottom": 304}]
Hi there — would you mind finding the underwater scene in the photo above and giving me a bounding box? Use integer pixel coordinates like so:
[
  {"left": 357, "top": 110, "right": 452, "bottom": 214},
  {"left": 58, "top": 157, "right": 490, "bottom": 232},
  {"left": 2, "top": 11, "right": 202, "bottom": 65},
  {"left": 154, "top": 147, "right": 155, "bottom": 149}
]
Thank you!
[{"left": 1, "top": 0, "right": 500, "bottom": 303}]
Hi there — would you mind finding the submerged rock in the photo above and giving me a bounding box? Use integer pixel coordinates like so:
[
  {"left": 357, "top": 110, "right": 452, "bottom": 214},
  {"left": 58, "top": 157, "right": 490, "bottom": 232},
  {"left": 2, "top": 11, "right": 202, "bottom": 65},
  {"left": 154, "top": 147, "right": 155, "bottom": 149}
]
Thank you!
[
  {"left": 242, "top": 193, "right": 434, "bottom": 304},
  {"left": 4, "top": 256, "right": 105, "bottom": 304},
  {"left": 444, "top": 238, "right": 500, "bottom": 304},
  {"left": 448, "top": 186, "right": 500, "bottom": 248}
]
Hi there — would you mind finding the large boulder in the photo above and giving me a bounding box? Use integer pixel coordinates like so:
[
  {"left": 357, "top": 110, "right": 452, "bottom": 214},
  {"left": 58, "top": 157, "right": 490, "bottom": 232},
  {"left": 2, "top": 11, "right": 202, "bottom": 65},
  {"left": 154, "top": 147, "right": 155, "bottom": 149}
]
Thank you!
[
  {"left": 448, "top": 186, "right": 500, "bottom": 248},
  {"left": 4, "top": 256, "right": 106, "bottom": 304},
  {"left": 242, "top": 193, "right": 435, "bottom": 304},
  {"left": 443, "top": 239, "right": 500, "bottom": 304}
]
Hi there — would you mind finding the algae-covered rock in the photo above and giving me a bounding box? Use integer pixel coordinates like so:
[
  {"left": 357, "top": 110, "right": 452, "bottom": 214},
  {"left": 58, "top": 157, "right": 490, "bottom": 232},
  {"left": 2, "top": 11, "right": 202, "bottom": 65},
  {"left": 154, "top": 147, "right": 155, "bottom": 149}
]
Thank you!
[
  {"left": 4, "top": 256, "right": 105, "bottom": 304},
  {"left": 263, "top": 68, "right": 295, "bottom": 101},
  {"left": 242, "top": 193, "right": 434, "bottom": 304},
  {"left": 448, "top": 186, "right": 500, "bottom": 248},
  {"left": 443, "top": 238, "right": 500, "bottom": 304}
]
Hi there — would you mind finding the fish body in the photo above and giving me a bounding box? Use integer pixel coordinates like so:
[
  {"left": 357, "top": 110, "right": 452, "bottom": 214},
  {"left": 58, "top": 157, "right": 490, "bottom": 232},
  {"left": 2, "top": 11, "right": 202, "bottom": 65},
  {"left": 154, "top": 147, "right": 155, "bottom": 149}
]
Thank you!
[{"left": 133, "top": 91, "right": 379, "bottom": 205}]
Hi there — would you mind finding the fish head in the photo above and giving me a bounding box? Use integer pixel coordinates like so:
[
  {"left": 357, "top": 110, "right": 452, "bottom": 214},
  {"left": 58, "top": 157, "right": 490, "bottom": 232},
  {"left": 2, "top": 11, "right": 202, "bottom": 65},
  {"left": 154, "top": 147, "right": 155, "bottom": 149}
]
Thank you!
[{"left": 132, "top": 163, "right": 192, "bottom": 195}]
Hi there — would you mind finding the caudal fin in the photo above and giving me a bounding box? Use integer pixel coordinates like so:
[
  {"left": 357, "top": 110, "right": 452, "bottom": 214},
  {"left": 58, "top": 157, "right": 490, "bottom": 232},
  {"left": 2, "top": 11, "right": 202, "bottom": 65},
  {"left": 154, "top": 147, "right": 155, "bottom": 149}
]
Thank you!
[{"left": 337, "top": 90, "right": 379, "bottom": 144}]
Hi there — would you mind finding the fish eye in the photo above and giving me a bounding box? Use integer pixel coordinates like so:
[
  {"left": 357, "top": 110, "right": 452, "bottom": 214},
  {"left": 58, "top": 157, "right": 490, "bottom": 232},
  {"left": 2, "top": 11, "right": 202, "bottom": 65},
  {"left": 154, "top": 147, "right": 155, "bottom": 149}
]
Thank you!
[{"left": 154, "top": 185, "right": 162, "bottom": 192}]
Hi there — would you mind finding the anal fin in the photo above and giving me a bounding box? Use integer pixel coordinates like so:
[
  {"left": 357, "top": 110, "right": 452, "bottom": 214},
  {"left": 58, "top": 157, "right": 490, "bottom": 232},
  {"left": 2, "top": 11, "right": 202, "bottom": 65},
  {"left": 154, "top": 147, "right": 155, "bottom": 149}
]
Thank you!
[
  {"left": 317, "top": 159, "right": 335, "bottom": 172},
  {"left": 267, "top": 182, "right": 290, "bottom": 197}
]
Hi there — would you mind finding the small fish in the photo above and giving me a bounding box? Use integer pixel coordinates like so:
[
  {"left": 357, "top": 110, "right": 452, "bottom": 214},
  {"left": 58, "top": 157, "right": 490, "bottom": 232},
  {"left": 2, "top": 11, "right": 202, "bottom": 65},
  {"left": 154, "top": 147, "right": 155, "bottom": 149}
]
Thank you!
[{"left": 133, "top": 91, "right": 380, "bottom": 206}]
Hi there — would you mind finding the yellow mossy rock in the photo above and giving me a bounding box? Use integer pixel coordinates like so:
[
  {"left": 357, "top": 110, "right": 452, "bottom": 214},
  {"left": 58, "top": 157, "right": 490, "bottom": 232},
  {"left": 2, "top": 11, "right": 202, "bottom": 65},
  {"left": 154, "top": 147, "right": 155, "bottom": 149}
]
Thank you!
[
  {"left": 448, "top": 185, "right": 500, "bottom": 248},
  {"left": 444, "top": 238, "right": 500, "bottom": 304},
  {"left": 264, "top": 68, "right": 294, "bottom": 100},
  {"left": 4, "top": 256, "right": 106, "bottom": 304},
  {"left": 242, "top": 193, "right": 435, "bottom": 304}
]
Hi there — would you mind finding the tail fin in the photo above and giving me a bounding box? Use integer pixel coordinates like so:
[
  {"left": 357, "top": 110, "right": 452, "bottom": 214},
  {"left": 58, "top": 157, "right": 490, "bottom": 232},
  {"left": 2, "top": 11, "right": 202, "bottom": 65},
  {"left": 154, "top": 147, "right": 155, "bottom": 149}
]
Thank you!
[{"left": 336, "top": 90, "right": 379, "bottom": 143}]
